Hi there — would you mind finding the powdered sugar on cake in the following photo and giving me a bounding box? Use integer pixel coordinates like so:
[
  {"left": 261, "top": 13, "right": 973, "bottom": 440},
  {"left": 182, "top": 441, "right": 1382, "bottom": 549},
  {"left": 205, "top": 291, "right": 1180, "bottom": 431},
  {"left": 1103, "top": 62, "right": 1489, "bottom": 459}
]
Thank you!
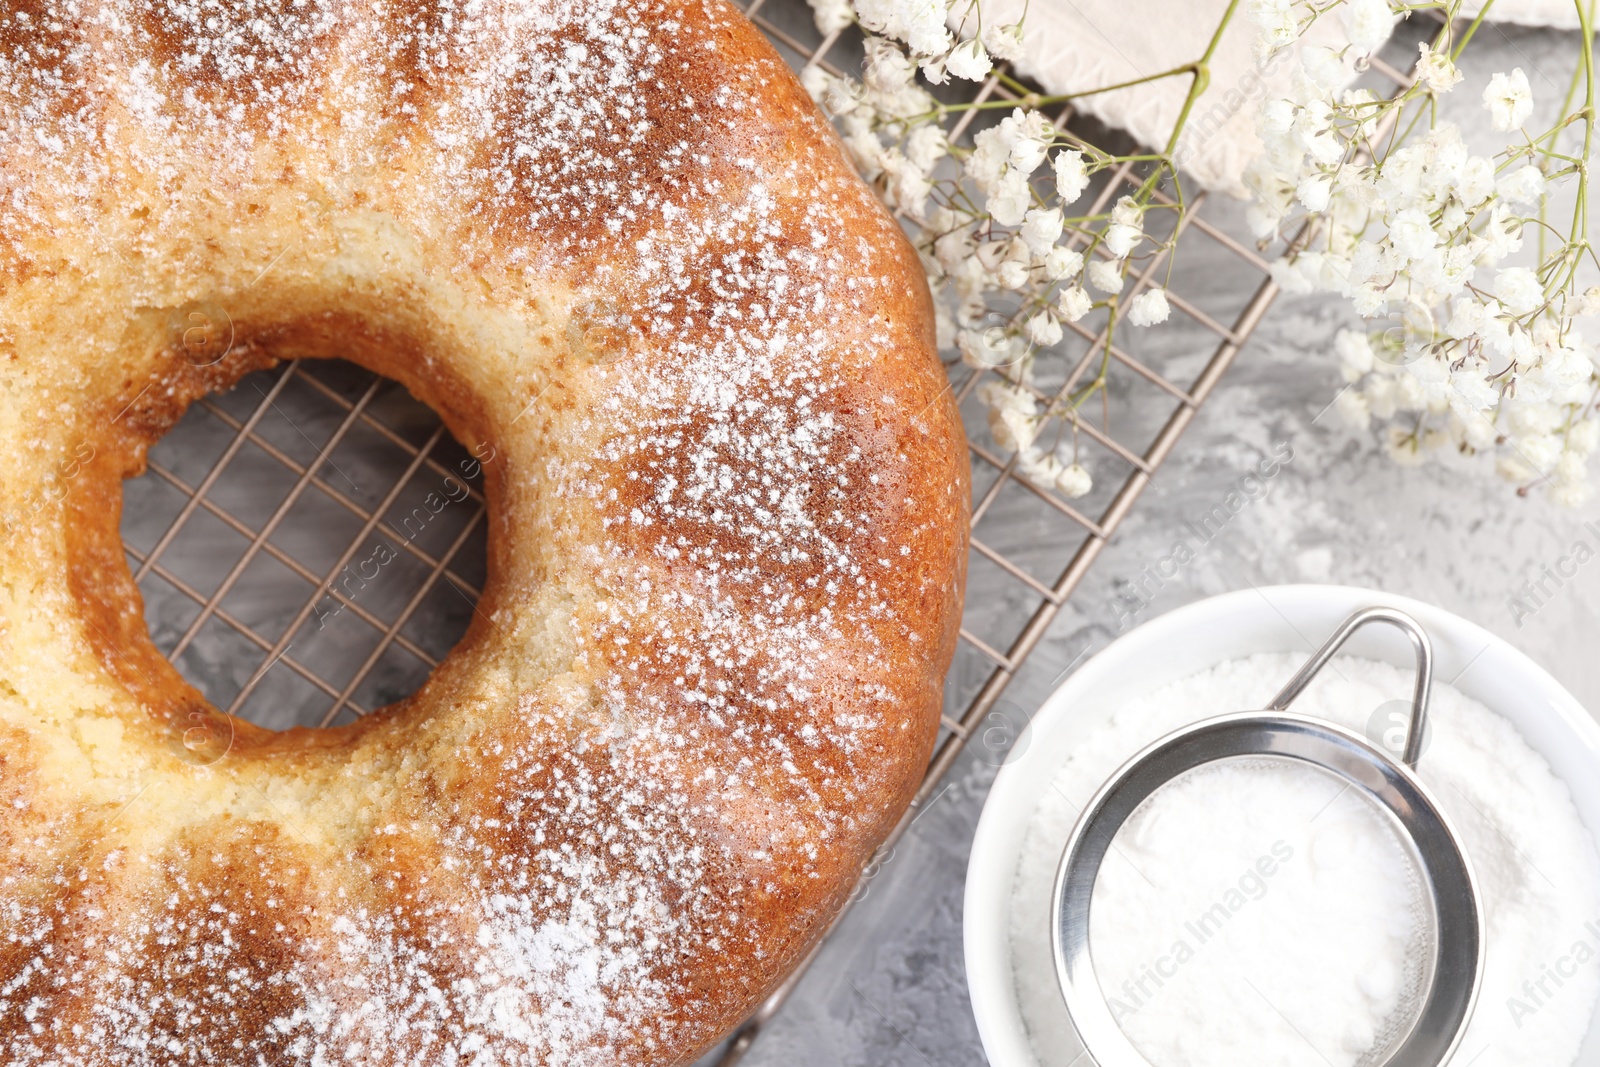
[{"left": 0, "top": 1, "right": 960, "bottom": 1065}]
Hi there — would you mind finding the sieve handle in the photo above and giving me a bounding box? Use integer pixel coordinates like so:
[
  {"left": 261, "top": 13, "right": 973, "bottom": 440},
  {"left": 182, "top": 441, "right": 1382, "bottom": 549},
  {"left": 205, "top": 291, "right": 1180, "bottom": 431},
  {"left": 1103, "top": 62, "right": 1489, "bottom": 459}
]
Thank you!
[{"left": 1266, "top": 606, "right": 1434, "bottom": 767}]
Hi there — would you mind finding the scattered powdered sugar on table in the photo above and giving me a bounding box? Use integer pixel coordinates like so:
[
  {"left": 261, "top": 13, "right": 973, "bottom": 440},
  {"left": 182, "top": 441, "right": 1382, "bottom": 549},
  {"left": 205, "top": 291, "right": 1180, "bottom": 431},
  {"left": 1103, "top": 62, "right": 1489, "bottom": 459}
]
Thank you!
[{"left": 1009, "top": 653, "right": 1600, "bottom": 1067}]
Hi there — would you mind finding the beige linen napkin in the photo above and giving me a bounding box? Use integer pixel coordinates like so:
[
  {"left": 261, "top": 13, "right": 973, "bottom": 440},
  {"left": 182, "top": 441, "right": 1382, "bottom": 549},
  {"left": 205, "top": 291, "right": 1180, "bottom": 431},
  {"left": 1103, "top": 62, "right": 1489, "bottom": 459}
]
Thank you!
[
  {"left": 984, "top": 0, "right": 1574, "bottom": 196},
  {"left": 1460, "top": 0, "right": 1586, "bottom": 28}
]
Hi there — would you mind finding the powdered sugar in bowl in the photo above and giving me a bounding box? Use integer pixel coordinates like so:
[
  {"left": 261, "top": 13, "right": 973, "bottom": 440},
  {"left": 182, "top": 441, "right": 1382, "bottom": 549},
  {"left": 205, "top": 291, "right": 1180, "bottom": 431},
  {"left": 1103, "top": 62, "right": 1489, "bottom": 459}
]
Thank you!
[{"left": 965, "top": 586, "right": 1600, "bottom": 1067}]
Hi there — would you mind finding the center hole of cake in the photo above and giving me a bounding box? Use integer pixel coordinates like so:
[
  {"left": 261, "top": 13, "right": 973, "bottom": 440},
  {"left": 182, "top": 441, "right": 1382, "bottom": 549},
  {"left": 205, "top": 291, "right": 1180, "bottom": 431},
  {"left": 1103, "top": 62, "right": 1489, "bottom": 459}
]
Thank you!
[{"left": 119, "top": 358, "right": 489, "bottom": 731}]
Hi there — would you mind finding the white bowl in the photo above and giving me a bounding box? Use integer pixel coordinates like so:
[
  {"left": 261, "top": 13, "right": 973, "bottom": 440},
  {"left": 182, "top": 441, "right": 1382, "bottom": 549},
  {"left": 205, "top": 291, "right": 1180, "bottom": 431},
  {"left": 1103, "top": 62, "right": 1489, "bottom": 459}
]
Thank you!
[{"left": 963, "top": 583, "right": 1600, "bottom": 1067}]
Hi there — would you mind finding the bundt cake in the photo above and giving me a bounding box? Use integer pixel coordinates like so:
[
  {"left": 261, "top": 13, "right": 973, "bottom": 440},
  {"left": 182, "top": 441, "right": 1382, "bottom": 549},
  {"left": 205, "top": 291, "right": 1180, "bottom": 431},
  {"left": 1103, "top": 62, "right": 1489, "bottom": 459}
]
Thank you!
[{"left": 0, "top": 0, "right": 968, "bottom": 1063}]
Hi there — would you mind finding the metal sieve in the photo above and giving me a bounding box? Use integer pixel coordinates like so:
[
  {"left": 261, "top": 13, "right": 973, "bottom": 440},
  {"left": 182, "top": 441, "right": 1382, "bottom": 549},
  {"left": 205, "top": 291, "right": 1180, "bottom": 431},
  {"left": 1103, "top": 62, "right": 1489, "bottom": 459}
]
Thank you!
[{"left": 1050, "top": 606, "right": 1483, "bottom": 1066}]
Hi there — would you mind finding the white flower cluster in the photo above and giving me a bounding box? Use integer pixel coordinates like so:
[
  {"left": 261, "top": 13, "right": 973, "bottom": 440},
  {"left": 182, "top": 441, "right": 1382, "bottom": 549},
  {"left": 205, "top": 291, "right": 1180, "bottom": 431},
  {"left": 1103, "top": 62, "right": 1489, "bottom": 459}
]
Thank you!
[
  {"left": 801, "top": 0, "right": 1194, "bottom": 501},
  {"left": 1247, "top": 0, "right": 1600, "bottom": 505},
  {"left": 811, "top": 0, "right": 1027, "bottom": 84},
  {"left": 976, "top": 379, "right": 1095, "bottom": 494}
]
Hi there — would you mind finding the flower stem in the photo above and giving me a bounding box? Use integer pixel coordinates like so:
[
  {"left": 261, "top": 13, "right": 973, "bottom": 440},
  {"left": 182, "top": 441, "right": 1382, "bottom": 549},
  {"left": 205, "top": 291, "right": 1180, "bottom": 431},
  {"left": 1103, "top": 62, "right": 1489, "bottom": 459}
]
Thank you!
[
  {"left": 1560, "top": 0, "right": 1596, "bottom": 292},
  {"left": 1137, "top": 0, "right": 1243, "bottom": 201},
  {"left": 1450, "top": 0, "right": 1496, "bottom": 61}
]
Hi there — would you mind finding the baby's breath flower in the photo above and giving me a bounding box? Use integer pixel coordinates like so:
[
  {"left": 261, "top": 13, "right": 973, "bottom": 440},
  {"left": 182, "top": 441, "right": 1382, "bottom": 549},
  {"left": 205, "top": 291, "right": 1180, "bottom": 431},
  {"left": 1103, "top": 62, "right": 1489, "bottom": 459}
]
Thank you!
[
  {"left": 1496, "top": 164, "right": 1545, "bottom": 206},
  {"left": 1104, "top": 222, "right": 1142, "bottom": 258},
  {"left": 1127, "top": 288, "right": 1171, "bottom": 326},
  {"left": 1026, "top": 311, "right": 1064, "bottom": 347},
  {"left": 1249, "top": 7, "right": 1598, "bottom": 504},
  {"left": 1058, "top": 286, "right": 1093, "bottom": 322},
  {"left": 844, "top": 126, "right": 885, "bottom": 177},
  {"left": 1299, "top": 46, "right": 1346, "bottom": 91},
  {"left": 810, "top": 0, "right": 854, "bottom": 35},
  {"left": 1366, "top": 377, "right": 1398, "bottom": 419},
  {"left": 934, "top": 226, "right": 974, "bottom": 271},
  {"left": 806, "top": 68, "right": 863, "bottom": 117},
  {"left": 1053, "top": 150, "right": 1090, "bottom": 204},
  {"left": 881, "top": 148, "right": 933, "bottom": 219},
  {"left": 1351, "top": 282, "right": 1387, "bottom": 317},
  {"left": 1496, "top": 267, "right": 1544, "bottom": 316},
  {"left": 1103, "top": 197, "right": 1144, "bottom": 257},
  {"left": 815, "top": 0, "right": 1595, "bottom": 510},
  {"left": 1415, "top": 42, "right": 1462, "bottom": 94},
  {"left": 1482, "top": 203, "right": 1526, "bottom": 260},
  {"left": 1446, "top": 295, "right": 1478, "bottom": 337},
  {"left": 966, "top": 125, "right": 1011, "bottom": 193},
  {"left": 855, "top": 0, "right": 951, "bottom": 55},
  {"left": 1020, "top": 207, "right": 1064, "bottom": 256},
  {"left": 996, "top": 258, "right": 1030, "bottom": 290},
  {"left": 982, "top": 22, "right": 1026, "bottom": 64},
  {"left": 1342, "top": 0, "right": 1395, "bottom": 54},
  {"left": 1056, "top": 462, "right": 1094, "bottom": 499},
  {"left": 972, "top": 237, "right": 1009, "bottom": 274},
  {"left": 960, "top": 329, "right": 1022, "bottom": 370},
  {"left": 946, "top": 37, "right": 992, "bottom": 81},
  {"left": 1555, "top": 451, "right": 1588, "bottom": 485},
  {"left": 986, "top": 170, "right": 1032, "bottom": 226},
  {"left": 800, "top": 65, "right": 829, "bottom": 103},
  {"left": 899, "top": 0, "right": 953, "bottom": 56},
  {"left": 1043, "top": 246, "right": 1084, "bottom": 281},
  {"left": 852, "top": 0, "right": 896, "bottom": 31},
  {"left": 1295, "top": 100, "right": 1344, "bottom": 165},
  {"left": 978, "top": 381, "right": 1040, "bottom": 451},
  {"left": 1259, "top": 98, "right": 1296, "bottom": 139},
  {"left": 1269, "top": 256, "right": 1314, "bottom": 294},
  {"left": 906, "top": 125, "right": 948, "bottom": 171},
  {"left": 1249, "top": 0, "right": 1298, "bottom": 57},
  {"left": 1520, "top": 433, "right": 1563, "bottom": 473},
  {"left": 930, "top": 292, "right": 956, "bottom": 342},
  {"left": 1017, "top": 446, "right": 1064, "bottom": 486},
  {"left": 1551, "top": 481, "right": 1593, "bottom": 508},
  {"left": 1388, "top": 208, "right": 1439, "bottom": 262},
  {"left": 815, "top": 0, "right": 1188, "bottom": 483},
  {"left": 1296, "top": 173, "right": 1331, "bottom": 212},
  {"left": 1006, "top": 110, "right": 1054, "bottom": 174},
  {"left": 1449, "top": 373, "right": 1499, "bottom": 415},
  {"left": 864, "top": 38, "right": 916, "bottom": 95},
  {"left": 1496, "top": 453, "right": 1538, "bottom": 484},
  {"left": 1458, "top": 155, "right": 1495, "bottom": 207},
  {"left": 1507, "top": 401, "right": 1562, "bottom": 437},
  {"left": 1087, "top": 258, "right": 1125, "bottom": 293},
  {"left": 1483, "top": 68, "right": 1533, "bottom": 132}
]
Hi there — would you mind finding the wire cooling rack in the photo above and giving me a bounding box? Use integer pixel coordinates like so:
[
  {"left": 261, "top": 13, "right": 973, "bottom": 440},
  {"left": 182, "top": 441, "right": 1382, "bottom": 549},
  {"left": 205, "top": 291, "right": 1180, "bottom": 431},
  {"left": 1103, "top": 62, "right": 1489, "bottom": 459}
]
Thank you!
[{"left": 114, "top": 0, "right": 1416, "bottom": 1060}]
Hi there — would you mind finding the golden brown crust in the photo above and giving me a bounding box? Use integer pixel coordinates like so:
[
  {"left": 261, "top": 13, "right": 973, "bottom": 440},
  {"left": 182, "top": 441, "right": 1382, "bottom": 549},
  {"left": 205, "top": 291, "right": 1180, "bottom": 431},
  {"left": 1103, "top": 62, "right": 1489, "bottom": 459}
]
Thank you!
[{"left": 0, "top": 1, "right": 968, "bottom": 1064}]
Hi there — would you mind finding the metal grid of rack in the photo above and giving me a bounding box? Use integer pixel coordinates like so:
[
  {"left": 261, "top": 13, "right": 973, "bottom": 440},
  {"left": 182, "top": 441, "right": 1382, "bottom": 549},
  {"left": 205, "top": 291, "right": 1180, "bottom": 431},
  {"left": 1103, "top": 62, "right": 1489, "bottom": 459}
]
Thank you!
[
  {"left": 115, "top": 0, "right": 1418, "bottom": 1060},
  {"left": 124, "top": 360, "right": 490, "bottom": 732}
]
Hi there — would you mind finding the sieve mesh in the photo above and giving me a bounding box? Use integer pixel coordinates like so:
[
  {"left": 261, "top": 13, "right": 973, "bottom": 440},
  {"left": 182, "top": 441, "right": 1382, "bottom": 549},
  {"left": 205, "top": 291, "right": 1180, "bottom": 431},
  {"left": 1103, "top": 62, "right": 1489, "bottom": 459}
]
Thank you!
[{"left": 1085, "top": 756, "right": 1436, "bottom": 1066}]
